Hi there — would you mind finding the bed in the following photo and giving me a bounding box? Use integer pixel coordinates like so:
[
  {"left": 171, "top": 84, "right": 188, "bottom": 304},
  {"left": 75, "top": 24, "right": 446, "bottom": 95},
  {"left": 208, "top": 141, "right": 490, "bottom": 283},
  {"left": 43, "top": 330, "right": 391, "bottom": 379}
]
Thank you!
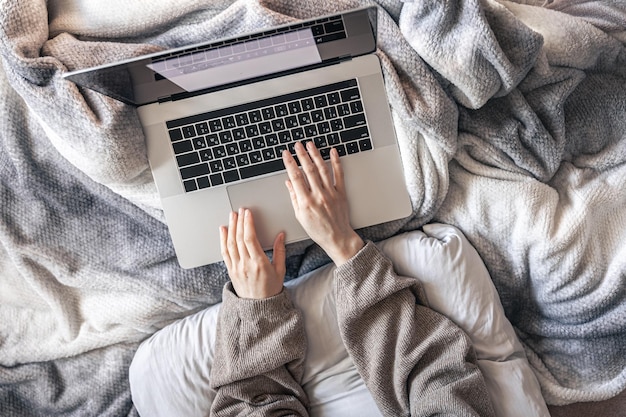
[{"left": 1, "top": 0, "right": 625, "bottom": 416}]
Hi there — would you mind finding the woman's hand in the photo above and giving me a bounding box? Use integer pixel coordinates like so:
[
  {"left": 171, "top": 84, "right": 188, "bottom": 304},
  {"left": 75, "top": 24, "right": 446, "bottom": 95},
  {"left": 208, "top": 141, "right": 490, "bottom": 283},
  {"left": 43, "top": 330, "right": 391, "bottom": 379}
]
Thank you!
[
  {"left": 219, "top": 208, "right": 286, "bottom": 299},
  {"left": 282, "top": 141, "right": 364, "bottom": 266}
]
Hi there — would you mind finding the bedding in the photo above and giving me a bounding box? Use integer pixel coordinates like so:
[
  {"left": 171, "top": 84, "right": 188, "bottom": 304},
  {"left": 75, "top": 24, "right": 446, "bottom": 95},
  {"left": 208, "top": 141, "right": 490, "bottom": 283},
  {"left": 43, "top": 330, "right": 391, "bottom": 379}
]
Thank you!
[
  {"left": 1, "top": 0, "right": 625, "bottom": 416},
  {"left": 128, "top": 225, "right": 549, "bottom": 417}
]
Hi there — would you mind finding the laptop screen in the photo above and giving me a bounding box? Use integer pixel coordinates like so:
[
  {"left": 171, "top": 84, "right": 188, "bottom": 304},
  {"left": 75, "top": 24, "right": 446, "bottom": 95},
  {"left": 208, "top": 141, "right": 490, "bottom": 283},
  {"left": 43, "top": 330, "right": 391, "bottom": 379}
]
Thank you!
[{"left": 63, "top": 7, "right": 377, "bottom": 106}]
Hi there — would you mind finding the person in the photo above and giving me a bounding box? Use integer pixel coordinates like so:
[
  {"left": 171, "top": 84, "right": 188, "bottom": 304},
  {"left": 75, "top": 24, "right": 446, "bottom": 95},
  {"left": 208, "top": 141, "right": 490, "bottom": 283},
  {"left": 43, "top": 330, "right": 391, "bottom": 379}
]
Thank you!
[{"left": 209, "top": 141, "right": 496, "bottom": 416}]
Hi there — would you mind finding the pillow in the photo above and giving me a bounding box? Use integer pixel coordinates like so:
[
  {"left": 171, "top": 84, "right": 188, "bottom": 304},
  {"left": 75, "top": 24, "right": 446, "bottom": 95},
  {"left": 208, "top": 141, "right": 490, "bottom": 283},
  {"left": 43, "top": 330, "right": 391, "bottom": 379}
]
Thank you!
[
  {"left": 129, "top": 224, "right": 549, "bottom": 417},
  {"left": 377, "top": 224, "right": 550, "bottom": 417}
]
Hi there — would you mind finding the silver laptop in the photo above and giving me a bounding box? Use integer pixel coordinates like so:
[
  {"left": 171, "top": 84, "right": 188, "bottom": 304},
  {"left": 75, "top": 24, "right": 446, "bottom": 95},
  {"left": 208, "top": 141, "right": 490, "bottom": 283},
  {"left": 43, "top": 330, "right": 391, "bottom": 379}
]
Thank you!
[{"left": 64, "top": 6, "right": 412, "bottom": 268}]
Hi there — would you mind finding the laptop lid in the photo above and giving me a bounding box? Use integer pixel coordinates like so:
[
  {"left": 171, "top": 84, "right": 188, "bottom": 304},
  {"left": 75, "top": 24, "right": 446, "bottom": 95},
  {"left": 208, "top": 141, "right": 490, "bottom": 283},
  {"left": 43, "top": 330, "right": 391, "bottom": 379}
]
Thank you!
[{"left": 63, "top": 7, "right": 378, "bottom": 106}]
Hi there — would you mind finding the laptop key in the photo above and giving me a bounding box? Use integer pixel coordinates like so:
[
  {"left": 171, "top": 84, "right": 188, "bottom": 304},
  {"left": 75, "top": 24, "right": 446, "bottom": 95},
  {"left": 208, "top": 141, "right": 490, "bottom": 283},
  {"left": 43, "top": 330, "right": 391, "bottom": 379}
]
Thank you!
[
  {"left": 359, "top": 138, "right": 373, "bottom": 152},
  {"left": 209, "top": 160, "right": 224, "bottom": 173},
  {"left": 210, "top": 173, "right": 224, "bottom": 186},
  {"left": 252, "top": 137, "right": 266, "bottom": 149},
  {"left": 235, "top": 113, "right": 249, "bottom": 126},
  {"left": 330, "top": 119, "right": 344, "bottom": 131},
  {"left": 327, "top": 133, "right": 340, "bottom": 146},
  {"left": 343, "top": 113, "right": 366, "bottom": 128},
  {"left": 350, "top": 101, "right": 363, "bottom": 113},
  {"left": 226, "top": 143, "right": 239, "bottom": 155},
  {"left": 209, "top": 120, "right": 223, "bottom": 132},
  {"left": 292, "top": 128, "right": 305, "bottom": 141},
  {"left": 346, "top": 141, "right": 360, "bottom": 154},
  {"left": 272, "top": 119, "right": 285, "bottom": 131},
  {"left": 340, "top": 87, "right": 360, "bottom": 102},
  {"left": 219, "top": 130, "right": 233, "bottom": 143},
  {"left": 236, "top": 154, "right": 250, "bottom": 167},
  {"left": 249, "top": 151, "right": 263, "bottom": 164},
  {"left": 177, "top": 152, "right": 200, "bottom": 167},
  {"left": 181, "top": 163, "right": 210, "bottom": 179},
  {"left": 197, "top": 176, "right": 211, "bottom": 189},
  {"left": 240, "top": 159, "right": 285, "bottom": 180},
  {"left": 193, "top": 137, "right": 207, "bottom": 149},
  {"left": 275, "top": 104, "right": 289, "bottom": 117},
  {"left": 245, "top": 125, "right": 259, "bottom": 137},
  {"left": 248, "top": 110, "right": 262, "bottom": 123},
  {"left": 239, "top": 139, "right": 253, "bottom": 152},
  {"left": 314, "top": 95, "right": 327, "bottom": 108},
  {"left": 288, "top": 101, "right": 301, "bottom": 114},
  {"left": 259, "top": 122, "right": 272, "bottom": 135},
  {"left": 169, "top": 128, "right": 183, "bottom": 141},
  {"left": 222, "top": 116, "right": 236, "bottom": 129},
  {"left": 213, "top": 146, "right": 227, "bottom": 158},
  {"left": 337, "top": 103, "right": 350, "bottom": 116},
  {"left": 196, "top": 122, "right": 210, "bottom": 135},
  {"left": 184, "top": 179, "right": 197, "bottom": 192},
  {"left": 182, "top": 125, "right": 196, "bottom": 138},
  {"left": 224, "top": 157, "right": 237, "bottom": 170},
  {"left": 173, "top": 140, "right": 193, "bottom": 154},
  {"left": 223, "top": 170, "right": 240, "bottom": 183},
  {"left": 301, "top": 98, "right": 314, "bottom": 111},
  {"left": 340, "top": 126, "right": 369, "bottom": 143},
  {"left": 199, "top": 149, "right": 213, "bottom": 161},
  {"left": 324, "top": 20, "right": 344, "bottom": 34},
  {"left": 327, "top": 92, "right": 341, "bottom": 105},
  {"left": 285, "top": 116, "right": 299, "bottom": 128},
  {"left": 262, "top": 107, "right": 276, "bottom": 120},
  {"left": 206, "top": 134, "right": 220, "bottom": 146},
  {"left": 262, "top": 148, "right": 276, "bottom": 161},
  {"left": 265, "top": 134, "right": 279, "bottom": 146},
  {"left": 314, "top": 136, "right": 327, "bottom": 148}
]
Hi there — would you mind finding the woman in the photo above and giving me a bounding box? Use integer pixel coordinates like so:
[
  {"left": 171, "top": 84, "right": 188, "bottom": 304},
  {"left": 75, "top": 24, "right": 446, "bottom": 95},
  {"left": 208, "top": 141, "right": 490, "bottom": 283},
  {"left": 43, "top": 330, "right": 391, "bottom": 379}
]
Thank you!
[{"left": 210, "top": 141, "right": 495, "bottom": 416}]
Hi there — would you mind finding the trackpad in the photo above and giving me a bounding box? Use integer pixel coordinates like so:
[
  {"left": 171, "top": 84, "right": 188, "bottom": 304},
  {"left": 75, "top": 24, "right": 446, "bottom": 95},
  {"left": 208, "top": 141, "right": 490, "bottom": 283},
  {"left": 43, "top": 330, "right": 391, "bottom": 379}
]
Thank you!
[{"left": 227, "top": 174, "right": 308, "bottom": 250}]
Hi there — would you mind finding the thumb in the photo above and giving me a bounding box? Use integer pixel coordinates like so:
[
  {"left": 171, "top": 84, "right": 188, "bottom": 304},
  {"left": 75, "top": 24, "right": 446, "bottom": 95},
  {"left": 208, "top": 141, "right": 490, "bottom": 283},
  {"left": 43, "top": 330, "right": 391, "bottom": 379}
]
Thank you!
[{"left": 272, "top": 232, "right": 287, "bottom": 278}]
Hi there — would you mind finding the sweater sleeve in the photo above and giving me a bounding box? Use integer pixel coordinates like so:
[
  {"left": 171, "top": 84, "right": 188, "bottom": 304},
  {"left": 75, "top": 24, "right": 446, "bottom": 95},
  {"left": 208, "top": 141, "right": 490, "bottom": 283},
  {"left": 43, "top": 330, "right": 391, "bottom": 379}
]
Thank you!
[
  {"left": 209, "top": 283, "right": 309, "bottom": 417},
  {"left": 334, "top": 241, "right": 495, "bottom": 417}
]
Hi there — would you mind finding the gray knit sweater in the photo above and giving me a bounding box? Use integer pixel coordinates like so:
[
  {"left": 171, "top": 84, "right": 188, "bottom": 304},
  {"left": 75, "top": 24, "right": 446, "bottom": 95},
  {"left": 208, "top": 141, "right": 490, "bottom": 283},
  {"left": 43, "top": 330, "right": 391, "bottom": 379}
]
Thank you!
[{"left": 210, "top": 242, "right": 496, "bottom": 416}]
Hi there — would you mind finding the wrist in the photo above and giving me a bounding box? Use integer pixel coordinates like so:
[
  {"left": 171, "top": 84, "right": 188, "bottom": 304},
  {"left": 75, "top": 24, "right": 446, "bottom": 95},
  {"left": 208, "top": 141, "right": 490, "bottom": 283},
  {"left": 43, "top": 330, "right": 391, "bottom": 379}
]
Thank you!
[{"left": 327, "top": 232, "right": 365, "bottom": 266}]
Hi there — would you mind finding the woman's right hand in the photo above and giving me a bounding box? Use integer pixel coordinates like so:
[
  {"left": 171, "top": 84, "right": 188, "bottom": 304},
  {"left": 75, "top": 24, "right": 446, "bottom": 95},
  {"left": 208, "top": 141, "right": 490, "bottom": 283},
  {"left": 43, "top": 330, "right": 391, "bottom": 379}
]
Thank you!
[{"left": 282, "top": 141, "right": 364, "bottom": 266}]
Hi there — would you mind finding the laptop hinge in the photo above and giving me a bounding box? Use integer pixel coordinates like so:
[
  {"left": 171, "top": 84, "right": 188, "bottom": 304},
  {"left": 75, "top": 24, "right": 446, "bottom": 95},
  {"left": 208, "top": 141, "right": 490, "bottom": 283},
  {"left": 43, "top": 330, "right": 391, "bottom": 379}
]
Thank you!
[{"left": 158, "top": 96, "right": 173, "bottom": 104}]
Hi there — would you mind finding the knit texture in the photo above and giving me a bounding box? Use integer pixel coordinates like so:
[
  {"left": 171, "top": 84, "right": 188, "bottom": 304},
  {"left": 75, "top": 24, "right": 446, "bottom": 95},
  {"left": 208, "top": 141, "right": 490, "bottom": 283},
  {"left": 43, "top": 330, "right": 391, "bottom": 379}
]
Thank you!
[{"left": 209, "top": 243, "right": 495, "bottom": 416}]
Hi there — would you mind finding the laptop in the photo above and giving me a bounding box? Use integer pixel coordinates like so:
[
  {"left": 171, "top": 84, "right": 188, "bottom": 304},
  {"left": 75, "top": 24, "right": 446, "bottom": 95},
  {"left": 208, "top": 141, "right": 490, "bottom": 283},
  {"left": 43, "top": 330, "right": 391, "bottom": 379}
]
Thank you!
[{"left": 63, "top": 6, "right": 412, "bottom": 268}]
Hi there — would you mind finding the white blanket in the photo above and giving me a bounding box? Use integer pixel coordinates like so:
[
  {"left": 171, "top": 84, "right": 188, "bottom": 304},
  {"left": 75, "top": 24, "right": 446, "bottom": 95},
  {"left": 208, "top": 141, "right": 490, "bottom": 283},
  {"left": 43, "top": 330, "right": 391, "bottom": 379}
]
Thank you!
[{"left": 1, "top": 0, "right": 625, "bottom": 414}]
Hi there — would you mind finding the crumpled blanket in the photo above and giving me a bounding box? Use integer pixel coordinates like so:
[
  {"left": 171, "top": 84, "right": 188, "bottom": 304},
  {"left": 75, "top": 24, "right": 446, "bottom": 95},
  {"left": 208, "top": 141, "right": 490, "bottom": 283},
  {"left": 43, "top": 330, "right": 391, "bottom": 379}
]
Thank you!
[{"left": 0, "top": 0, "right": 624, "bottom": 415}]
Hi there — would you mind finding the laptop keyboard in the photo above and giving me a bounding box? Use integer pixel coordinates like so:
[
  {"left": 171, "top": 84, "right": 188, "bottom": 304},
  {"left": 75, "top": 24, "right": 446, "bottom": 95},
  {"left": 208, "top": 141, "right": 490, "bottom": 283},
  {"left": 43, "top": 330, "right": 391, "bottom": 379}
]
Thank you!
[{"left": 166, "top": 78, "right": 373, "bottom": 192}]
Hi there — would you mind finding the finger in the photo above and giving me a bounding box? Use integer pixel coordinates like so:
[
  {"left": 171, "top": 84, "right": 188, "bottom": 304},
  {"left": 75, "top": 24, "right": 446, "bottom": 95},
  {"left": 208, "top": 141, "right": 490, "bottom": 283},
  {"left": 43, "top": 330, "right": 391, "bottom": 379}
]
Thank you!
[
  {"left": 295, "top": 142, "right": 323, "bottom": 190},
  {"left": 330, "top": 147, "right": 346, "bottom": 194},
  {"left": 285, "top": 179, "right": 299, "bottom": 211},
  {"left": 219, "top": 225, "right": 232, "bottom": 270},
  {"left": 306, "top": 141, "right": 332, "bottom": 189},
  {"left": 242, "top": 209, "right": 266, "bottom": 262},
  {"left": 227, "top": 211, "right": 240, "bottom": 264},
  {"left": 283, "top": 149, "right": 309, "bottom": 199},
  {"left": 236, "top": 207, "right": 249, "bottom": 260},
  {"left": 272, "top": 231, "right": 287, "bottom": 278}
]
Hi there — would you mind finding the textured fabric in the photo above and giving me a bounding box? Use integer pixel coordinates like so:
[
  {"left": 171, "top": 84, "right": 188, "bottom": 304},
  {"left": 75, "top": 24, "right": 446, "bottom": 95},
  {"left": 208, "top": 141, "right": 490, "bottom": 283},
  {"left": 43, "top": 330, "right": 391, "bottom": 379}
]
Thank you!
[
  {"left": 209, "top": 242, "right": 495, "bottom": 416},
  {"left": 0, "top": 0, "right": 625, "bottom": 415},
  {"left": 129, "top": 225, "right": 548, "bottom": 417}
]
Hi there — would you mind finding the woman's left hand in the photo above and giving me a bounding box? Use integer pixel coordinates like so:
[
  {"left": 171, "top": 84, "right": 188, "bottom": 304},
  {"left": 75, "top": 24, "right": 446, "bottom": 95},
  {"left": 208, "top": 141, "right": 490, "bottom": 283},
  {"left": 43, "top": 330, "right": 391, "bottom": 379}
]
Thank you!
[{"left": 219, "top": 208, "right": 286, "bottom": 299}]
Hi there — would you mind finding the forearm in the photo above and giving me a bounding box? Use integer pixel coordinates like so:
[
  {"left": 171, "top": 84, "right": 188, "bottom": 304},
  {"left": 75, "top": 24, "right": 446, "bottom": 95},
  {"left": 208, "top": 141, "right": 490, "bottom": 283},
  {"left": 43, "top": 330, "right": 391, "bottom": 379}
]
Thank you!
[
  {"left": 210, "top": 283, "right": 309, "bottom": 416},
  {"left": 335, "top": 242, "right": 495, "bottom": 417}
]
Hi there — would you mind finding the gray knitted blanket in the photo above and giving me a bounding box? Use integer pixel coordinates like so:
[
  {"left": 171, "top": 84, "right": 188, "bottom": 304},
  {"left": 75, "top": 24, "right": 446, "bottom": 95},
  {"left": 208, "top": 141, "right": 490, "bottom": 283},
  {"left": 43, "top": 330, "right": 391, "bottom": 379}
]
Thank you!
[{"left": 1, "top": 0, "right": 624, "bottom": 415}]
